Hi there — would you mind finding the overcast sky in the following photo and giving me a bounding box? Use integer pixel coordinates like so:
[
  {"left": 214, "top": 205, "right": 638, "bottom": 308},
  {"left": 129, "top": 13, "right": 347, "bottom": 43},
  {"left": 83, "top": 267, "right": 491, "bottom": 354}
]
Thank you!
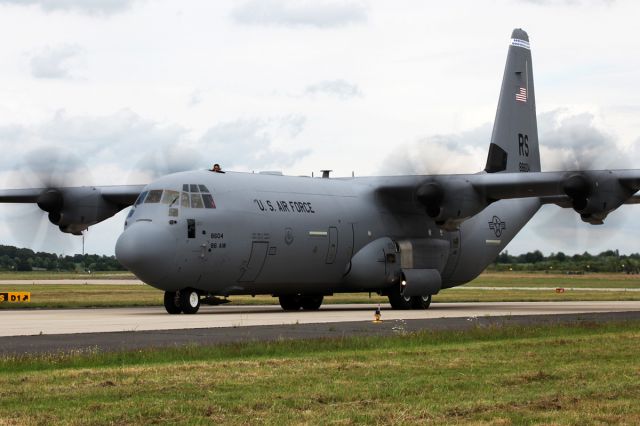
[{"left": 0, "top": 0, "right": 638, "bottom": 256}]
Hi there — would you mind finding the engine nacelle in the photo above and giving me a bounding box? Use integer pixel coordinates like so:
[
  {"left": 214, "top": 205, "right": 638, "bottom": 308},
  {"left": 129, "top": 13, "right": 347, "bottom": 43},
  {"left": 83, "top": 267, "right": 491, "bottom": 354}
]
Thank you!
[
  {"left": 38, "top": 187, "right": 124, "bottom": 235},
  {"left": 563, "top": 171, "right": 634, "bottom": 225},
  {"left": 416, "top": 178, "right": 490, "bottom": 231}
]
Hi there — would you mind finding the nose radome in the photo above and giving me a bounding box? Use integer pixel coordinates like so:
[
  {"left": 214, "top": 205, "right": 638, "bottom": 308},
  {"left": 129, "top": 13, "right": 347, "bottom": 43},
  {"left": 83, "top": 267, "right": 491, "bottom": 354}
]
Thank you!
[{"left": 116, "top": 221, "right": 177, "bottom": 286}]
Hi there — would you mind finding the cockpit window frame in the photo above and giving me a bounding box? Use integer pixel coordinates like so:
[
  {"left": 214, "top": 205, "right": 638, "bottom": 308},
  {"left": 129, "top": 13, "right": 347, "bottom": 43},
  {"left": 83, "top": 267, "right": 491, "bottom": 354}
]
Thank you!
[{"left": 134, "top": 191, "right": 148, "bottom": 206}]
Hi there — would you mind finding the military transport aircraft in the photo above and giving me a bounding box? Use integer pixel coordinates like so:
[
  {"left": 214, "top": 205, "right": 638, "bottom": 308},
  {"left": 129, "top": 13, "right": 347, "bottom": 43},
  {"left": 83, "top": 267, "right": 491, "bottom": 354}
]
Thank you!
[{"left": 1, "top": 29, "right": 639, "bottom": 314}]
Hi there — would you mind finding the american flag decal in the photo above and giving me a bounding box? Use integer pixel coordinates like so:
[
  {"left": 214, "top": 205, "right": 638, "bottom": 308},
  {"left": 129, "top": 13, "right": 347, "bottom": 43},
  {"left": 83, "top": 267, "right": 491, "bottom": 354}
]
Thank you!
[{"left": 515, "top": 87, "right": 527, "bottom": 103}]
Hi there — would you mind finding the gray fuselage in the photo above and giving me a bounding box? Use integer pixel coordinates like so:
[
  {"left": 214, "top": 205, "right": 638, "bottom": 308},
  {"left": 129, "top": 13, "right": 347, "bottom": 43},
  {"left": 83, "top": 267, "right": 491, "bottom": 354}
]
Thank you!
[{"left": 115, "top": 170, "right": 540, "bottom": 297}]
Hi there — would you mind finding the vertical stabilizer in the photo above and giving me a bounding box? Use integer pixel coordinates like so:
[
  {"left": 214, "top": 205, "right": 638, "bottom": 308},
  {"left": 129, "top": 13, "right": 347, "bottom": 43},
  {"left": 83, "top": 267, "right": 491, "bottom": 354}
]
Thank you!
[{"left": 485, "top": 28, "right": 541, "bottom": 173}]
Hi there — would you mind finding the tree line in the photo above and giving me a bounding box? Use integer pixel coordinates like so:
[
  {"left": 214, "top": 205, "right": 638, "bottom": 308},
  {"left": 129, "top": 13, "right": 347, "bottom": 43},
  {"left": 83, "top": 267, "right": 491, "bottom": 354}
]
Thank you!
[
  {"left": 490, "top": 249, "right": 640, "bottom": 273},
  {"left": 0, "top": 245, "right": 125, "bottom": 272},
  {"left": 1, "top": 244, "right": 639, "bottom": 274}
]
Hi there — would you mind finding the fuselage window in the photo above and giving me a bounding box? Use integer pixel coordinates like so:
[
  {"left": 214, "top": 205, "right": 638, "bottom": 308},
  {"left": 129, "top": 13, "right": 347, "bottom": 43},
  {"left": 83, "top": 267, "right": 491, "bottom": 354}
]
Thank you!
[
  {"left": 181, "top": 192, "right": 190, "bottom": 208},
  {"left": 190, "top": 193, "right": 204, "bottom": 208},
  {"left": 189, "top": 184, "right": 199, "bottom": 193},
  {"left": 201, "top": 193, "right": 216, "bottom": 209},
  {"left": 144, "top": 190, "right": 163, "bottom": 203},
  {"left": 134, "top": 191, "right": 148, "bottom": 206},
  {"left": 198, "top": 184, "right": 209, "bottom": 193},
  {"left": 161, "top": 190, "right": 180, "bottom": 205}
]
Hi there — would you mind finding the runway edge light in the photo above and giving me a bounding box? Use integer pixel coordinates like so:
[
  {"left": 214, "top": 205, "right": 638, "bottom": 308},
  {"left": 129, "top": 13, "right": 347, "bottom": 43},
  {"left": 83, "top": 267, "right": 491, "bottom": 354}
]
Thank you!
[{"left": 373, "top": 304, "right": 382, "bottom": 323}]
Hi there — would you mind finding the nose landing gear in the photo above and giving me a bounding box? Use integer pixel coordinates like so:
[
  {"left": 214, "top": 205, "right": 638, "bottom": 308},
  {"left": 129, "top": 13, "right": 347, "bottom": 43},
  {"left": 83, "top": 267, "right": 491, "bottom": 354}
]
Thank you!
[{"left": 163, "top": 288, "right": 201, "bottom": 314}]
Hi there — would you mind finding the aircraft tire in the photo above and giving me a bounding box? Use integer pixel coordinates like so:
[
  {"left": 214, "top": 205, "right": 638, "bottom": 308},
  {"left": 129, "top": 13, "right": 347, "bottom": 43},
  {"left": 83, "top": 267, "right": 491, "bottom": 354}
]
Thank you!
[
  {"left": 410, "top": 295, "right": 432, "bottom": 310},
  {"left": 179, "top": 288, "right": 201, "bottom": 314},
  {"left": 164, "top": 291, "right": 182, "bottom": 314},
  {"left": 279, "top": 295, "right": 302, "bottom": 311},
  {"left": 300, "top": 295, "right": 323, "bottom": 311},
  {"left": 387, "top": 287, "right": 412, "bottom": 310}
]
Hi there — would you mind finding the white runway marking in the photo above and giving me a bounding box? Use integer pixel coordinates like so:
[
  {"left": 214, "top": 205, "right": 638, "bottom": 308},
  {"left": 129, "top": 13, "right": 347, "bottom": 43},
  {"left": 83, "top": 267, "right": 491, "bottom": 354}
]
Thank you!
[{"left": 1, "top": 301, "right": 640, "bottom": 337}]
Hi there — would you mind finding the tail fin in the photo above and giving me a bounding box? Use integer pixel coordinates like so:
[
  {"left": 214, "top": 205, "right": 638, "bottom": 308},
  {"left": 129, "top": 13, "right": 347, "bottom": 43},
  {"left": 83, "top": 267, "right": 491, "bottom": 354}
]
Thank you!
[{"left": 485, "top": 28, "right": 541, "bottom": 173}]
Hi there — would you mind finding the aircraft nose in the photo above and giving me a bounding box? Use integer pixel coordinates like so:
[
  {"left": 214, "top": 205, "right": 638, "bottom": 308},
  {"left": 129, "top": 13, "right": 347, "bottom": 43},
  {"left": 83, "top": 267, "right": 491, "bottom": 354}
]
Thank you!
[{"left": 115, "top": 221, "right": 177, "bottom": 285}]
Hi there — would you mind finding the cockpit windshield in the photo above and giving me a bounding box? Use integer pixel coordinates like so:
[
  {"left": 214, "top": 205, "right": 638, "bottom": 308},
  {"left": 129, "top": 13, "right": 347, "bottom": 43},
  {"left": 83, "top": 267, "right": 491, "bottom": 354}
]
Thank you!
[
  {"left": 138, "top": 185, "right": 215, "bottom": 210},
  {"left": 144, "top": 190, "right": 163, "bottom": 203}
]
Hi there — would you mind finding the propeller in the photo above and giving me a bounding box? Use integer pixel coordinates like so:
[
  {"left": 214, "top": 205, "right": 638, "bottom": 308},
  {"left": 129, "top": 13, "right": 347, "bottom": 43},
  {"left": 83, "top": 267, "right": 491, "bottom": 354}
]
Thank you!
[
  {"left": 530, "top": 149, "right": 629, "bottom": 254},
  {"left": 1, "top": 147, "right": 92, "bottom": 254}
]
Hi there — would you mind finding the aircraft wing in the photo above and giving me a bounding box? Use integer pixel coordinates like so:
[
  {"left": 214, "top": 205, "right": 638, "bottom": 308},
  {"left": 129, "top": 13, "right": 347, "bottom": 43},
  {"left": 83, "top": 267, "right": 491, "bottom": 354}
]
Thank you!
[
  {"left": 0, "top": 184, "right": 145, "bottom": 235},
  {"left": 377, "top": 169, "right": 640, "bottom": 228}
]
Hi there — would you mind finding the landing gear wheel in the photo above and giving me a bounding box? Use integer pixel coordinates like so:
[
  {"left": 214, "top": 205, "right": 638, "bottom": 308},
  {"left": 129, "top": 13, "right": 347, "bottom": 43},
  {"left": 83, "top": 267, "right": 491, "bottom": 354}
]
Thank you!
[
  {"left": 279, "top": 295, "right": 302, "bottom": 311},
  {"left": 300, "top": 295, "right": 324, "bottom": 311},
  {"left": 410, "top": 295, "right": 432, "bottom": 310},
  {"left": 179, "top": 288, "right": 200, "bottom": 314},
  {"left": 164, "top": 291, "right": 182, "bottom": 314},
  {"left": 387, "top": 286, "right": 412, "bottom": 310}
]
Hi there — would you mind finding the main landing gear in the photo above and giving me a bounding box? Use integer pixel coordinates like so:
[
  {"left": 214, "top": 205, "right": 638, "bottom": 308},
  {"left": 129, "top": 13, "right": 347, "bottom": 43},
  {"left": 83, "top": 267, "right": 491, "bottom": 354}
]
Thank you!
[
  {"left": 164, "top": 288, "right": 201, "bottom": 314},
  {"left": 278, "top": 295, "right": 324, "bottom": 311},
  {"left": 386, "top": 284, "right": 432, "bottom": 310}
]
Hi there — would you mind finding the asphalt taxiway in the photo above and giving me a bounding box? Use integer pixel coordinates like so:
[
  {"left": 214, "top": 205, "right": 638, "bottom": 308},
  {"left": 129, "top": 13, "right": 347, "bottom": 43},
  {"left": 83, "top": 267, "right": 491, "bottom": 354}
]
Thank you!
[
  {"left": 3, "top": 301, "right": 640, "bottom": 337},
  {"left": 1, "top": 301, "right": 640, "bottom": 355}
]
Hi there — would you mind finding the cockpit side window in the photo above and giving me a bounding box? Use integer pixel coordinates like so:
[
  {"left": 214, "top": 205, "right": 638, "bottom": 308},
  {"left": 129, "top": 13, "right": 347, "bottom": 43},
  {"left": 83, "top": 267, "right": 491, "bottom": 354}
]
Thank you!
[
  {"left": 134, "top": 191, "right": 148, "bottom": 206},
  {"left": 189, "top": 184, "right": 200, "bottom": 193},
  {"left": 144, "top": 190, "right": 163, "bottom": 203},
  {"left": 198, "top": 184, "right": 209, "bottom": 193},
  {"left": 202, "top": 193, "right": 216, "bottom": 209}
]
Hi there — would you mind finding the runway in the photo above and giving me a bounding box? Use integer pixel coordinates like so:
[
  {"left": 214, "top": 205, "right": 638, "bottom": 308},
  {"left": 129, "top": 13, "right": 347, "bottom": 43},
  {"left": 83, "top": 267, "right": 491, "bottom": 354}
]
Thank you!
[{"left": 3, "top": 301, "right": 640, "bottom": 337}]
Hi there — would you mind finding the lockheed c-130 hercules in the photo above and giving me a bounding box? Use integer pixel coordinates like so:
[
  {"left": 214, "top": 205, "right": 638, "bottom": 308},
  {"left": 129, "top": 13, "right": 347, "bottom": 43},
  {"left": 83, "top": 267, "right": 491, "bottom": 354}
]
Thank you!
[{"left": 2, "top": 28, "right": 639, "bottom": 314}]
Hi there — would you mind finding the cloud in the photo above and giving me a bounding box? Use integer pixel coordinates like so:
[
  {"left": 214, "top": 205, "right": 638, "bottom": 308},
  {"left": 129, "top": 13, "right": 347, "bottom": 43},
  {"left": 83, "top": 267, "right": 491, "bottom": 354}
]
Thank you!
[
  {"left": 188, "top": 90, "right": 204, "bottom": 107},
  {"left": 538, "top": 109, "right": 633, "bottom": 170},
  {"left": 0, "top": 110, "right": 311, "bottom": 186},
  {"left": 29, "top": 45, "right": 84, "bottom": 80},
  {"left": 304, "top": 79, "right": 363, "bottom": 99},
  {"left": 0, "top": 0, "right": 139, "bottom": 16},
  {"left": 199, "top": 115, "right": 311, "bottom": 170},
  {"left": 0, "top": 109, "right": 187, "bottom": 186},
  {"left": 518, "top": 0, "right": 615, "bottom": 5},
  {"left": 385, "top": 109, "right": 634, "bottom": 175},
  {"left": 384, "top": 123, "right": 492, "bottom": 175},
  {"left": 231, "top": 0, "right": 368, "bottom": 28}
]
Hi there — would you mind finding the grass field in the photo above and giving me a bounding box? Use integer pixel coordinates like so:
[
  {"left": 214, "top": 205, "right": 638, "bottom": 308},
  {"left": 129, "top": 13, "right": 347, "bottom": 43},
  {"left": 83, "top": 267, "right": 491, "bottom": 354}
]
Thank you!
[
  {"left": 469, "top": 272, "right": 640, "bottom": 289},
  {"left": 0, "top": 271, "right": 135, "bottom": 280},
  {"left": 2, "top": 272, "right": 640, "bottom": 309},
  {"left": 1, "top": 321, "right": 639, "bottom": 424}
]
